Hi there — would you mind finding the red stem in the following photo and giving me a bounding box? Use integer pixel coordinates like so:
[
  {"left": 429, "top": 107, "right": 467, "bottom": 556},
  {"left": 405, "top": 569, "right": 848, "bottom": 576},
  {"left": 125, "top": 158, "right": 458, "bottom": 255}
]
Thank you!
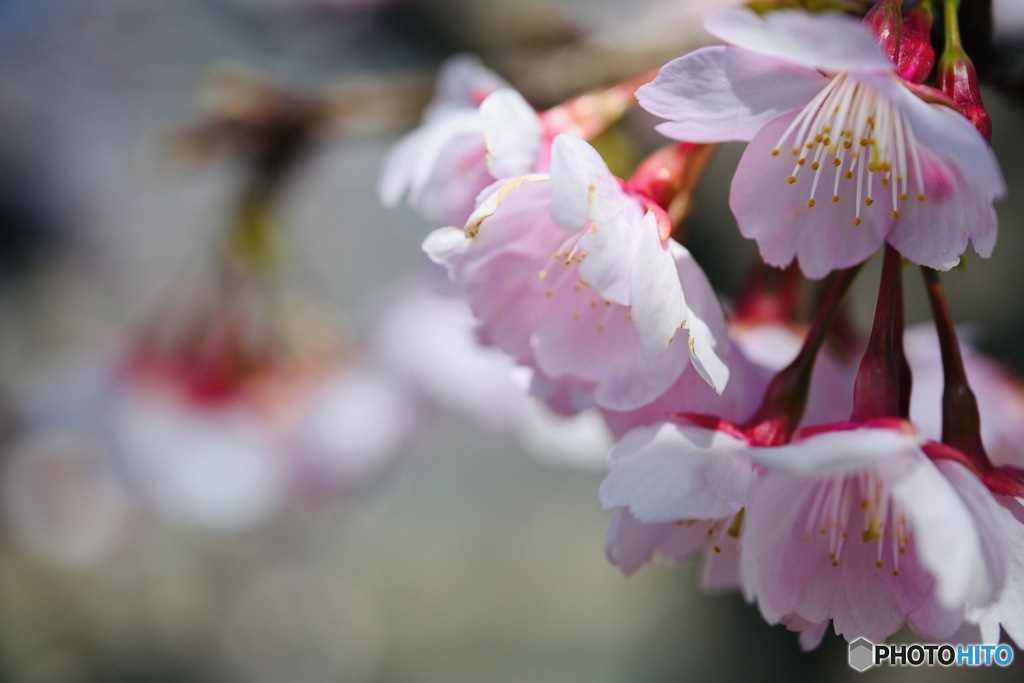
[
  {"left": 920, "top": 266, "right": 989, "bottom": 469},
  {"left": 743, "top": 263, "right": 863, "bottom": 445},
  {"left": 851, "top": 245, "right": 910, "bottom": 421}
]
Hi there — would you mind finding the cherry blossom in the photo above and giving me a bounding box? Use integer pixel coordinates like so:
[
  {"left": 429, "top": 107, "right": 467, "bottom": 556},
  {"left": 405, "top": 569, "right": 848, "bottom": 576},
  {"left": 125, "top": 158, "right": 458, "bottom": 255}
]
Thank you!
[
  {"left": 637, "top": 8, "right": 1005, "bottom": 278},
  {"left": 741, "top": 422, "right": 1006, "bottom": 644},
  {"left": 424, "top": 134, "right": 729, "bottom": 413},
  {"left": 599, "top": 421, "right": 754, "bottom": 587},
  {"left": 378, "top": 55, "right": 542, "bottom": 226}
]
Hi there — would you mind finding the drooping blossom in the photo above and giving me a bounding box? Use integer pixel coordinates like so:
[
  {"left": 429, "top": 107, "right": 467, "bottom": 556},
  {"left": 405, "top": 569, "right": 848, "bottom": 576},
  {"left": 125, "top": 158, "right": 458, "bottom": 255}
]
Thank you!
[
  {"left": 596, "top": 318, "right": 862, "bottom": 582},
  {"left": 741, "top": 421, "right": 1006, "bottom": 645},
  {"left": 424, "top": 133, "right": 729, "bottom": 413},
  {"left": 378, "top": 55, "right": 543, "bottom": 226},
  {"left": 599, "top": 421, "right": 755, "bottom": 585},
  {"left": 598, "top": 262, "right": 863, "bottom": 581},
  {"left": 637, "top": 8, "right": 1005, "bottom": 278}
]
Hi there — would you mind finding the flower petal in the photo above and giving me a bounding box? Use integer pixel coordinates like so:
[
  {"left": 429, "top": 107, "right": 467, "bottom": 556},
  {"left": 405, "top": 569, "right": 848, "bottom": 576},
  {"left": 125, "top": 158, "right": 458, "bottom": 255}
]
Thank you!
[
  {"left": 893, "top": 458, "right": 1001, "bottom": 610},
  {"left": 480, "top": 89, "right": 543, "bottom": 179},
  {"left": 605, "top": 508, "right": 708, "bottom": 576},
  {"left": 425, "top": 53, "right": 510, "bottom": 118},
  {"left": 973, "top": 496, "right": 1024, "bottom": 647},
  {"left": 704, "top": 8, "right": 893, "bottom": 73},
  {"left": 637, "top": 46, "right": 825, "bottom": 143},
  {"left": 599, "top": 423, "right": 753, "bottom": 522},
  {"left": 746, "top": 427, "right": 921, "bottom": 477},
  {"left": 729, "top": 113, "right": 886, "bottom": 278},
  {"left": 673, "top": 242, "right": 730, "bottom": 393},
  {"left": 629, "top": 214, "right": 686, "bottom": 360}
]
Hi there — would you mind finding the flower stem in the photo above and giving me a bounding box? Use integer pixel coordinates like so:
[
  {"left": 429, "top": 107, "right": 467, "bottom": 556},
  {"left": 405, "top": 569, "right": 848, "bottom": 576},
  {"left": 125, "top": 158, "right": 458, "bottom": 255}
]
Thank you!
[
  {"left": 851, "top": 245, "right": 910, "bottom": 421},
  {"left": 743, "top": 263, "right": 863, "bottom": 445},
  {"left": 943, "top": 0, "right": 962, "bottom": 52},
  {"left": 920, "top": 266, "right": 988, "bottom": 469}
]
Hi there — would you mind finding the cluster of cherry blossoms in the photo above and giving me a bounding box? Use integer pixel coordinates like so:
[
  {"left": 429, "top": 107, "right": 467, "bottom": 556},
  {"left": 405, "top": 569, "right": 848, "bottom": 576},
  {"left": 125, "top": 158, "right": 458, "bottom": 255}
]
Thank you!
[{"left": 381, "top": 1, "right": 1024, "bottom": 650}]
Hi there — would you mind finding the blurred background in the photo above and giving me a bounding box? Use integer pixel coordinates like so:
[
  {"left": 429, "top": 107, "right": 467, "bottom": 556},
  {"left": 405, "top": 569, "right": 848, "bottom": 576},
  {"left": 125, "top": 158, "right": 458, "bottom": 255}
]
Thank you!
[{"left": 0, "top": 0, "right": 1023, "bottom": 681}]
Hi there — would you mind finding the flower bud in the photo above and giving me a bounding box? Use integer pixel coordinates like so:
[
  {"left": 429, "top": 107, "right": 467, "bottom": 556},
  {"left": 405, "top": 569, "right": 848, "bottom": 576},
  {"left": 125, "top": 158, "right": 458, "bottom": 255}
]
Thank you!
[
  {"left": 864, "top": 0, "right": 902, "bottom": 64},
  {"left": 939, "top": 46, "right": 992, "bottom": 142},
  {"left": 897, "top": 2, "right": 935, "bottom": 83}
]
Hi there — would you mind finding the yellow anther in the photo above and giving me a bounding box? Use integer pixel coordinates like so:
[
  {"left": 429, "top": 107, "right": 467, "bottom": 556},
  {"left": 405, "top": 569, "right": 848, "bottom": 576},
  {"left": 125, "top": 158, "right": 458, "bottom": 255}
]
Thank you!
[
  {"left": 865, "top": 197, "right": 874, "bottom": 206},
  {"left": 787, "top": 176, "right": 797, "bottom": 185},
  {"left": 853, "top": 217, "right": 862, "bottom": 226},
  {"left": 807, "top": 199, "right": 816, "bottom": 208},
  {"left": 832, "top": 158, "right": 841, "bottom": 167},
  {"left": 832, "top": 194, "right": 841, "bottom": 203}
]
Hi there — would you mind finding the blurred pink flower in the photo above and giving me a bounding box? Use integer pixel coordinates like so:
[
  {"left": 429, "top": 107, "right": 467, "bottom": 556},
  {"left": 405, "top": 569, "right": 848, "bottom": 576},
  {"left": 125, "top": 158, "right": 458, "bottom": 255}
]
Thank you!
[
  {"left": 424, "top": 134, "right": 729, "bottom": 413},
  {"left": 373, "top": 285, "right": 613, "bottom": 469},
  {"left": 638, "top": 8, "right": 1005, "bottom": 278},
  {"left": 905, "top": 324, "right": 1024, "bottom": 471}
]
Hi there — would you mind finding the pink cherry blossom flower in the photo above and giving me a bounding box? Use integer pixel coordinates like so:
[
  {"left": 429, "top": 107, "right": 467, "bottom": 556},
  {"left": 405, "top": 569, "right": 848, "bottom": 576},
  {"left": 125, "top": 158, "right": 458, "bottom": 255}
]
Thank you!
[
  {"left": 599, "top": 421, "right": 755, "bottom": 587},
  {"left": 424, "top": 134, "right": 729, "bottom": 412},
  {"left": 741, "top": 422, "right": 1006, "bottom": 644},
  {"left": 638, "top": 8, "right": 1005, "bottom": 278},
  {"left": 597, "top": 319, "right": 859, "bottom": 580},
  {"left": 378, "top": 55, "right": 543, "bottom": 226}
]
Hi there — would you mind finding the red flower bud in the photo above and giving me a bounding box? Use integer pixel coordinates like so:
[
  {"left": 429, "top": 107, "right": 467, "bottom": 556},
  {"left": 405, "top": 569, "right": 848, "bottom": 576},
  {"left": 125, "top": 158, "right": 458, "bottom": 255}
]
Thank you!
[
  {"left": 939, "top": 48, "right": 992, "bottom": 142},
  {"left": 864, "top": 0, "right": 902, "bottom": 64},
  {"left": 897, "top": 3, "right": 935, "bottom": 83}
]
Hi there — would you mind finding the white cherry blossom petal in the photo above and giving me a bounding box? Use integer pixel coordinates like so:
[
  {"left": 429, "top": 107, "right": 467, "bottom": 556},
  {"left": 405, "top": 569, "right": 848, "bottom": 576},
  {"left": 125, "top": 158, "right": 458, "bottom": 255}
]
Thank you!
[
  {"left": 638, "top": 46, "right": 826, "bottom": 142},
  {"left": 480, "top": 89, "right": 543, "bottom": 178},
  {"left": 704, "top": 8, "right": 892, "bottom": 73}
]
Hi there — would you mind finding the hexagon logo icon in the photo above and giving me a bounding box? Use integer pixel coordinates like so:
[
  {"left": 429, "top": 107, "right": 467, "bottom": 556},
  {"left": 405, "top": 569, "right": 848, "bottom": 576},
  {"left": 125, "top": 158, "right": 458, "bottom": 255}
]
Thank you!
[{"left": 849, "top": 638, "right": 875, "bottom": 672}]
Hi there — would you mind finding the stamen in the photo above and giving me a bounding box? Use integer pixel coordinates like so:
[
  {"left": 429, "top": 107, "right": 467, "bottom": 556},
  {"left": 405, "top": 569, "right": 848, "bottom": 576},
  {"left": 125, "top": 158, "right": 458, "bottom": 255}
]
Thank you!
[{"left": 771, "top": 72, "right": 925, "bottom": 224}]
